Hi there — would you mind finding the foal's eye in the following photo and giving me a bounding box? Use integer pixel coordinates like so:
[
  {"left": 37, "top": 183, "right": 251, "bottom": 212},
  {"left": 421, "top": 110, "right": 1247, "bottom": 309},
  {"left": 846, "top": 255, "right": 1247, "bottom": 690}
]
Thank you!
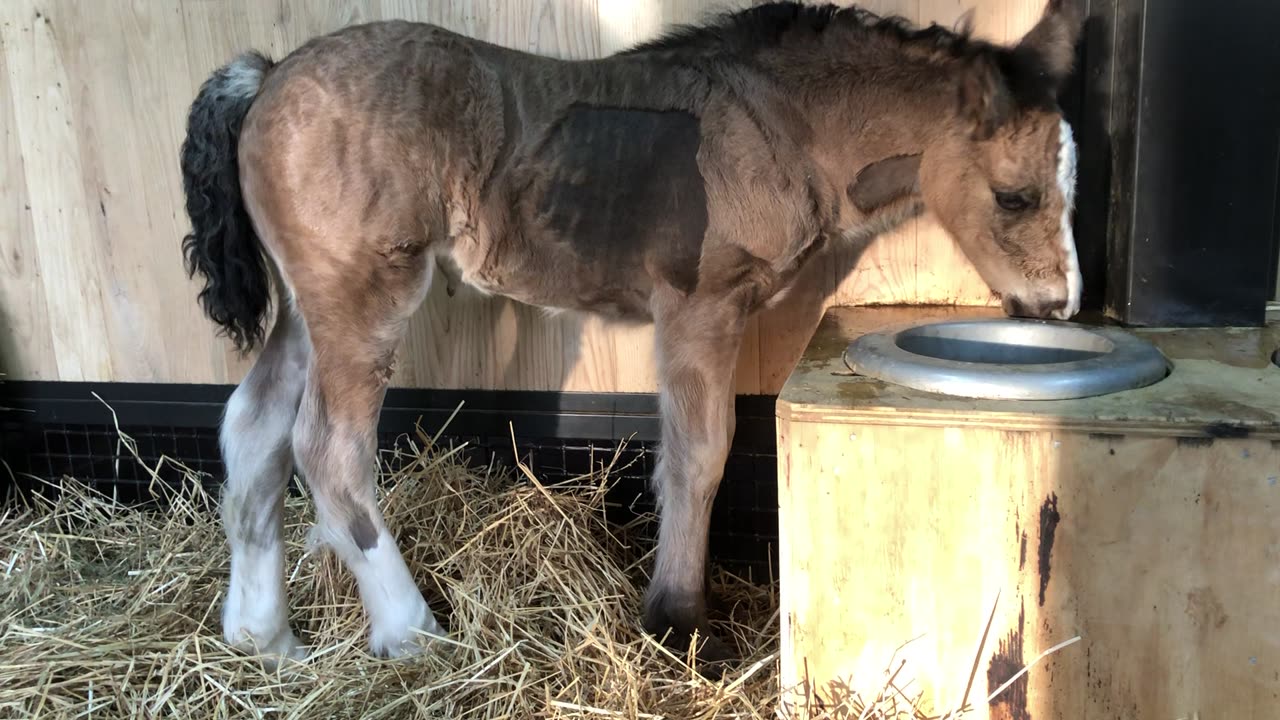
[{"left": 994, "top": 190, "right": 1036, "bottom": 212}]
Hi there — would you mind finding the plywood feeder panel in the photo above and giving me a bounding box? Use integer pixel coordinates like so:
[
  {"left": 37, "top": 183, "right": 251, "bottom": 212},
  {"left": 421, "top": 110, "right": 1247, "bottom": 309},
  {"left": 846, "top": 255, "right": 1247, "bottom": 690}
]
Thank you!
[{"left": 776, "top": 306, "right": 1280, "bottom": 719}]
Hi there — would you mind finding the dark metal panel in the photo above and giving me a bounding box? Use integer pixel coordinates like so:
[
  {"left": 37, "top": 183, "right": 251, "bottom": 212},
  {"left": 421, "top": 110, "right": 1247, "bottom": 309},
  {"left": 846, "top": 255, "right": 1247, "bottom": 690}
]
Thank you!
[
  {"left": 0, "top": 381, "right": 778, "bottom": 450},
  {"left": 0, "top": 382, "right": 783, "bottom": 579},
  {"left": 1270, "top": 143, "right": 1280, "bottom": 299},
  {"left": 1063, "top": 0, "right": 1113, "bottom": 314},
  {"left": 1098, "top": 0, "right": 1280, "bottom": 327}
]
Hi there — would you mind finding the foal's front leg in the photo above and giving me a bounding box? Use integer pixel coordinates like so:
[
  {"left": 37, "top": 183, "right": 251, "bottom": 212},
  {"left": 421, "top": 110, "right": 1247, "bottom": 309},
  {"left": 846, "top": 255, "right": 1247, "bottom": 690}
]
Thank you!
[{"left": 644, "top": 297, "right": 746, "bottom": 670}]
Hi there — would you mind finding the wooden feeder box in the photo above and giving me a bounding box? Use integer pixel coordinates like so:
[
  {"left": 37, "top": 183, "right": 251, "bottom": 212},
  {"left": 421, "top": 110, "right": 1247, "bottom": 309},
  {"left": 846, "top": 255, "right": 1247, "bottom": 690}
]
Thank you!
[{"left": 775, "top": 305, "right": 1280, "bottom": 719}]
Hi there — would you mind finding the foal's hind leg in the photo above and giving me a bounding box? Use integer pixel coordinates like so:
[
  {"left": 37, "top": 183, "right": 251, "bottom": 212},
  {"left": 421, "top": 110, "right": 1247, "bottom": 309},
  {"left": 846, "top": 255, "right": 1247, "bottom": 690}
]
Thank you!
[
  {"left": 221, "top": 305, "right": 309, "bottom": 665},
  {"left": 289, "top": 260, "right": 444, "bottom": 658},
  {"left": 644, "top": 293, "right": 747, "bottom": 671}
]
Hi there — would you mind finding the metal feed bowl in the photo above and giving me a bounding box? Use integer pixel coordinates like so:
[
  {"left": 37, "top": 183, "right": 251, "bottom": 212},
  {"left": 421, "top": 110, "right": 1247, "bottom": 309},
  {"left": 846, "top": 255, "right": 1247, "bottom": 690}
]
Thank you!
[{"left": 844, "top": 317, "right": 1171, "bottom": 401}]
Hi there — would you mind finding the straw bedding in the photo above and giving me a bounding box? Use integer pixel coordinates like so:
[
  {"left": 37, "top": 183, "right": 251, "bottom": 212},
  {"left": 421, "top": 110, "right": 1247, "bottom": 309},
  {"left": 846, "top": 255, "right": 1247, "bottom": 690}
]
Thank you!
[{"left": 0, "top": 427, "right": 938, "bottom": 719}]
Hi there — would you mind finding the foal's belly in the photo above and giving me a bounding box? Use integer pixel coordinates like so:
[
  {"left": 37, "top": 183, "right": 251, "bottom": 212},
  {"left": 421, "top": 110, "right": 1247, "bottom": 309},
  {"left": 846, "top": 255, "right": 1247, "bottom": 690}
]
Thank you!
[
  {"left": 447, "top": 103, "right": 711, "bottom": 322},
  {"left": 439, "top": 242, "right": 657, "bottom": 323}
]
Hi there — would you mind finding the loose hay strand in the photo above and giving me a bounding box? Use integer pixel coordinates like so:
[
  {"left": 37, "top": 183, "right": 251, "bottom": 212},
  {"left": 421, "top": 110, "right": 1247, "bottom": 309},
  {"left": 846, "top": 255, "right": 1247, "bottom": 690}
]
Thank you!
[
  {"left": 0, "top": 414, "right": 1067, "bottom": 719},
  {"left": 0, "top": 430, "right": 790, "bottom": 719},
  {"left": 984, "top": 635, "right": 1082, "bottom": 705}
]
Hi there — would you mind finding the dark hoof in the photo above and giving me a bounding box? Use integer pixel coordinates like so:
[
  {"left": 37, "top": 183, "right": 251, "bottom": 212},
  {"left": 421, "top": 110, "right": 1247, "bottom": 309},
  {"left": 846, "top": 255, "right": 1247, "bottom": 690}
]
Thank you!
[
  {"left": 644, "top": 596, "right": 738, "bottom": 679},
  {"left": 645, "top": 621, "right": 738, "bottom": 679},
  {"left": 688, "top": 633, "right": 735, "bottom": 680}
]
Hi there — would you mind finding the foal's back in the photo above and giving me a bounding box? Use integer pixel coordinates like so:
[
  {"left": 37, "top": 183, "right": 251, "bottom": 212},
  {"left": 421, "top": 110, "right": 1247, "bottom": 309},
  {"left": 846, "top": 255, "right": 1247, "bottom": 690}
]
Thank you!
[{"left": 238, "top": 19, "right": 813, "bottom": 323}]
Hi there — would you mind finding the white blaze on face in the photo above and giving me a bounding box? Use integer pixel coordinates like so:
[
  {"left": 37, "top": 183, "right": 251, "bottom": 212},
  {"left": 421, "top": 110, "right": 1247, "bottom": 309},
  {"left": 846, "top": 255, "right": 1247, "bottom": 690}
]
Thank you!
[{"left": 1055, "top": 118, "right": 1081, "bottom": 320}]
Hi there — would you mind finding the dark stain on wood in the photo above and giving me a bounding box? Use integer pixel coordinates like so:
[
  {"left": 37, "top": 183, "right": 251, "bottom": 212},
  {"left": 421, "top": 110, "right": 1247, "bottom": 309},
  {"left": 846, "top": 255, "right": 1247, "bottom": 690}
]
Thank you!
[
  {"left": 1204, "top": 422, "right": 1251, "bottom": 438},
  {"left": 1038, "top": 493, "right": 1060, "bottom": 607},
  {"left": 1017, "top": 522, "right": 1028, "bottom": 571},
  {"left": 1177, "top": 436, "right": 1215, "bottom": 448},
  {"left": 987, "top": 598, "right": 1030, "bottom": 720},
  {"left": 1088, "top": 432, "right": 1125, "bottom": 443},
  {"left": 1186, "top": 586, "right": 1229, "bottom": 631},
  {"left": 1088, "top": 432, "right": 1123, "bottom": 455}
]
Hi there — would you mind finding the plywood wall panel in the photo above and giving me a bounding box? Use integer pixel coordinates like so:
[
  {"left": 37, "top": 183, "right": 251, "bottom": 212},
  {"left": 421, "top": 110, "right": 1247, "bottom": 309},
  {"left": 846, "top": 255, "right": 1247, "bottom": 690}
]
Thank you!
[
  {"left": 0, "top": 32, "right": 57, "bottom": 380},
  {"left": 74, "top": 1, "right": 229, "bottom": 383},
  {"left": 1, "top": 0, "right": 1051, "bottom": 392},
  {"left": 1, "top": 3, "right": 116, "bottom": 381}
]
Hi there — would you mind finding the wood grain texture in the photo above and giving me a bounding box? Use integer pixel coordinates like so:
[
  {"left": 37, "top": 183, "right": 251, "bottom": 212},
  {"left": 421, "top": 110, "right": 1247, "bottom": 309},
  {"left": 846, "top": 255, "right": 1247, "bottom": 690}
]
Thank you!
[
  {"left": 777, "top": 422, "right": 1280, "bottom": 719},
  {"left": 0, "top": 31, "right": 56, "bottom": 379},
  {"left": 777, "top": 306, "right": 1280, "bottom": 718},
  {"left": 1, "top": 0, "right": 1049, "bottom": 391},
  {"left": 779, "top": 306, "right": 1280, "bottom": 438},
  {"left": 1, "top": 2, "right": 116, "bottom": 381}
]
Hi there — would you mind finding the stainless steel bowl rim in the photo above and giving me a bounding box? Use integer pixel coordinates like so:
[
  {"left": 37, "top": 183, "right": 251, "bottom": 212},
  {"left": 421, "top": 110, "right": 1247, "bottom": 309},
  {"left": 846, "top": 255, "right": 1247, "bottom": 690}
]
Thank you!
[{"left": 843, "top": 317, "right": 1171, "bottom": 401}]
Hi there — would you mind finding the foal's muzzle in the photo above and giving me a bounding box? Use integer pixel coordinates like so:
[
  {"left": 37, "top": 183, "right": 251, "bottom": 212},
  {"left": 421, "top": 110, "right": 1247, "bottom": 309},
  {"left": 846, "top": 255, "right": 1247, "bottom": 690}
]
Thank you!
[{"left": 1002, "top": 295, "right": 1071, "bottom": 321}]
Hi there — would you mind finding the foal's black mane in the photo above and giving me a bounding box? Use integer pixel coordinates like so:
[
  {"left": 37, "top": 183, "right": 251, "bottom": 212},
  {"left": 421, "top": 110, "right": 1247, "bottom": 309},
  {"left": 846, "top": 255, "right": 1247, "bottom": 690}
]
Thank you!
[
  {"left": 623, "top": 2, "right": 985, "bottom": 58},
  {"left": 622, "top": 2, "right": 1061, "bottom": 109}
]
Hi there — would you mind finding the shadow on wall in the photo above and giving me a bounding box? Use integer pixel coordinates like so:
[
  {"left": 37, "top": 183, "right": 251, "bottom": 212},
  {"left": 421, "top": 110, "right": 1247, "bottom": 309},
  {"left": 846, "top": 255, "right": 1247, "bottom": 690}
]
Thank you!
[
  {"left": 0, "top": 299, "right": 37, "bottom": 382},
  {"left": 0, "top": 303, "right": 13, "bottom": 379}
]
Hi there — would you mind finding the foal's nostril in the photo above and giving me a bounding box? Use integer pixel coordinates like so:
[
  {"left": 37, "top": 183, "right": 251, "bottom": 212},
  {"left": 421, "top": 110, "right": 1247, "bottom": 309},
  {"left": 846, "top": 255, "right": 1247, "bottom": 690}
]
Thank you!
[
  {"left": 1002, "top": 296, "right": 1067, "bottom": 319},
  {"left": 1002, "top": 296, "right": 1033, "bottom": 318},
  {"left": 1041, "top": 298, "right": 1068, "bottom": 318}
]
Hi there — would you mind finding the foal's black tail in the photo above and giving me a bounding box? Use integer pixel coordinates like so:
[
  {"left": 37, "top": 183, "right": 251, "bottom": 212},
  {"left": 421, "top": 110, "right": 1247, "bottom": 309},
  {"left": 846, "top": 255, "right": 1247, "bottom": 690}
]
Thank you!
[{"left": 180, "top": 51, "right": 275, "bottom": 354}]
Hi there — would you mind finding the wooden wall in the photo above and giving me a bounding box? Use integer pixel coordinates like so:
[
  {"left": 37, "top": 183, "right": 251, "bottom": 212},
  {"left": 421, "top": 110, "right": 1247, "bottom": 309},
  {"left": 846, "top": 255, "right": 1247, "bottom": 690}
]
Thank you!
[{"left": 0, "top": 0, "right": 1050, "bottom": 393}]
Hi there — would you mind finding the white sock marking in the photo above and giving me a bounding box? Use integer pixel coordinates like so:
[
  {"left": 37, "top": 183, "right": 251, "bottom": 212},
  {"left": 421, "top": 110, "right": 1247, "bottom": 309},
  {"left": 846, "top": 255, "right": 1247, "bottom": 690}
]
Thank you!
[
  {"left": 224, "top": 538, "right": 304, "bottom": 659},
  {"left": 346, "top": 530, "right": 445, "bottom": 657}
]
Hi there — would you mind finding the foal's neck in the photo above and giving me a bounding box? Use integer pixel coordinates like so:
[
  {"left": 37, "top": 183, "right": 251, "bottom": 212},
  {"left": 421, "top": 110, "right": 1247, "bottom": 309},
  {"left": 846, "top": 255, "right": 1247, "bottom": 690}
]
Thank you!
[{"left": 770, "top": 54, "right": 957, "bottom": 233}]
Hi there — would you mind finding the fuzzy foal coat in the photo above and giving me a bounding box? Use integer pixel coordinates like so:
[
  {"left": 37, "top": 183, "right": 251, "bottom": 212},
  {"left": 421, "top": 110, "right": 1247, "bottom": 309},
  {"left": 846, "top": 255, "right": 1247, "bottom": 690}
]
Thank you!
[{"left": 181, "top": 1, "right": 1084, "bottom": 670}]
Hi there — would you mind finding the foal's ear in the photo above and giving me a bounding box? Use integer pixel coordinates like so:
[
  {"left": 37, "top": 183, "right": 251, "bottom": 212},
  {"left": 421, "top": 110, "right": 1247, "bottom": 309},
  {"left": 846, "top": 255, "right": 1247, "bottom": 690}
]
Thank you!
[
  {"left": 957, "top": 58, "right": 1013, "bottom": 141},
  {"left": 1015, "top": 0, "right": 1085, "bottom": 89},
  {"left": 848, "top": 154, "right": 922, "bottom": 213}
]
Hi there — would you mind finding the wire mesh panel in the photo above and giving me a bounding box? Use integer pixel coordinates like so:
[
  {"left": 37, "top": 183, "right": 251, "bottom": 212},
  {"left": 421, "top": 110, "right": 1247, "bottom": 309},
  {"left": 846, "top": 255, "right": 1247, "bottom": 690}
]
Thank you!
[{"left": 2, "top": 416, "right": 778, "bottom": 580}]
